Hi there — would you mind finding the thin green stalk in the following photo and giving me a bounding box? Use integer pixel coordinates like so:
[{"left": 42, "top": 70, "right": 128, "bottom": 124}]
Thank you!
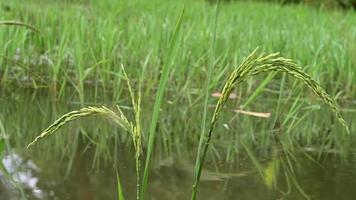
[
  {"left": 121, "top": 65, "right": 142, "bottom": 200},
  {"left": 116, "top": 169, "right": 125, "bottom": 200},
  {"left": 140, "top": 6, "right": 185, "bottom": 199},
  {"left": 193, "top": 0, "right": 220, "bottom": 199}
]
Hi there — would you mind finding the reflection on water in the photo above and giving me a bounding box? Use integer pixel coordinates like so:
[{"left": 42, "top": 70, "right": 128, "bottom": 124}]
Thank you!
[{"left": 0, "top": 152, "right": 58, "bottom": 200}]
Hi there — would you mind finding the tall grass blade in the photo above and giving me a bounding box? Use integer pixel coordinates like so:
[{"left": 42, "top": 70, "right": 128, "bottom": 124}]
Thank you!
[
  {"left": 116, "top": 169, "right": 125, "bottom": 200},
  {"left": 0, "top": 120, "right": 14, "bottom": 182},
  {"left": 241, "top": 141, "right": 265, "bottom": 178},
  {"left": 140, "top": 6, "right": 185, "bottom": 199},
  {"left": 0, "top": 137, "right": 10, "bottom": 181},
  {"left": 194, "top": 1, "right": 220, "bottom": 196}
]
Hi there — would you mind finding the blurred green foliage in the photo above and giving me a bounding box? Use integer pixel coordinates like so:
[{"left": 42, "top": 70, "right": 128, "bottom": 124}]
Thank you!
[{"left": 206, "top": 0, "right": 356, "bottom": 9}]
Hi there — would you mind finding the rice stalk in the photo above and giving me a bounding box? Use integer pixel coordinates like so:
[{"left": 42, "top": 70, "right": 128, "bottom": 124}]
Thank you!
[
  {"left": 27, "top": 66, "right": 143, "bottom": 199},
  {"left": 26, "top": 106, "right": 130, "bottom": 148},
  {"left": 191, "top": 48, "right": 349, "bottom": 200},
  {"left": 121, "top": 65, "right": 142, "bottom": 200},
  {"left": 195, "top": 0, "right": 220, "bottom": 190}
]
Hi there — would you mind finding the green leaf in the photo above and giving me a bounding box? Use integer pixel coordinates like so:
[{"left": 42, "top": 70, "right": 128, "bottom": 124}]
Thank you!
[
  {"left": 141, "top": 5, "right": 185, "bottom": 199},
  {"left": 116, "top": 170, "right": 125, "bottom": 200}
]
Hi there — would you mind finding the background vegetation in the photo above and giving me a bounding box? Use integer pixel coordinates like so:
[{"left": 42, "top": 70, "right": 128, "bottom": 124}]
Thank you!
[
  {"left": 0, "top": 0, "right": 355, "bottom": 199},
  {"left": 1, "top": 0, "right": 355, "bottom": 156}
]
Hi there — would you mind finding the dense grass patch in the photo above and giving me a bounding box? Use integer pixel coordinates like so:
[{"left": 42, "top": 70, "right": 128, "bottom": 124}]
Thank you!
[
  {"left": 0, "top": 1, "right": 355, "bottom": 198},
  {"left": 1, "top": 0, "right": 355, "bottom": 97},
  {"left": 1, "top": 0, "right": 355, "bottom": 160}
]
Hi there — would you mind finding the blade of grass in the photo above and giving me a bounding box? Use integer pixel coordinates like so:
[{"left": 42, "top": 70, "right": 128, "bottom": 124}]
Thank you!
[
  {"left": 0, "top": 120, "right": 13, "bottom": 182},
  {"left": 241, "top": 72, "right": 276, "bottom": 109},
  {"left": 0, "top": 137, "right": 11, "bottom": 181},
  {"left": 192, "top": 1, "right": 220, "bottom": 199},
  {"left": 241, "top": 140, "right": 265, "bottom": 178},
  {"left": 116, "top": 169, "right": 125, "bottom": 200},
  {"left": 140, "top": 5, "right": 185, "bottom": 199}
]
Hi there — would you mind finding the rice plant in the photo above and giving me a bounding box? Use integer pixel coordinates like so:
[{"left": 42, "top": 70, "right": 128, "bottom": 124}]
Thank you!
[
  {"left": 27, "top": 48, "right": 349, "bottom": 200},
  {"left": 27, "top": 66, "right": 143, "bottom": 200},
  {"left": 0, "top": 0, "right": 354, "bottom": 199},
  {"left": 26, "top": 3, "right": 186, "bottom": 198},
  {"left": 190, "top": 48, "right": 349, "bottom": 200}
]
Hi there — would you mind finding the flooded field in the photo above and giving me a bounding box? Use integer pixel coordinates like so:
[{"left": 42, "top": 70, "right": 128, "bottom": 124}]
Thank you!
[
  {"left": 1, "top": 91, "right": 355, "bottom": 200},
  {"left": 1, "top": 0, "right": 355, "bottom": 199}
]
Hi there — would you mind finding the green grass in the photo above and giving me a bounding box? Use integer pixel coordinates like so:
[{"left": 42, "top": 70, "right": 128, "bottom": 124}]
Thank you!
[
  {"left": 1, "top": 0, "right": 355, "bottom": 98},
  {"left": 0, "top": 0, "right": 355, "bottom": 198}
]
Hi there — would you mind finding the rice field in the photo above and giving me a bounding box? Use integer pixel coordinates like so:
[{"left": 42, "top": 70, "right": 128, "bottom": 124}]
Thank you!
[{"left": 0, "top": 0, "right": 356, "bottom": 199}]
